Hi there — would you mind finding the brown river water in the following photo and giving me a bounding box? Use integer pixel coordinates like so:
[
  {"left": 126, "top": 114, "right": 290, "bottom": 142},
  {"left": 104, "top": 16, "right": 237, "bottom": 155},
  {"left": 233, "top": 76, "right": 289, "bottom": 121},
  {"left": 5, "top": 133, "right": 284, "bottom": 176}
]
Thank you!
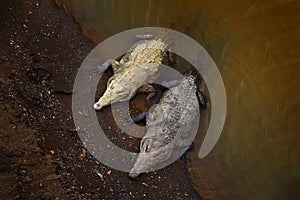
[{"left": 55, "top": 0, "right": 299, "bottom": 199}]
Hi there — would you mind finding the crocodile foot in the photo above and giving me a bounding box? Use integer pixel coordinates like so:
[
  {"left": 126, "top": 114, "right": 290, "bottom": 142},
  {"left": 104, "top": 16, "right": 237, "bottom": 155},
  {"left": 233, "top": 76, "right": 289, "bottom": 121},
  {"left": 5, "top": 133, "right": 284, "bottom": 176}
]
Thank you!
[{"left": 197, "top": 91, "right": 207, "bottom": 109}]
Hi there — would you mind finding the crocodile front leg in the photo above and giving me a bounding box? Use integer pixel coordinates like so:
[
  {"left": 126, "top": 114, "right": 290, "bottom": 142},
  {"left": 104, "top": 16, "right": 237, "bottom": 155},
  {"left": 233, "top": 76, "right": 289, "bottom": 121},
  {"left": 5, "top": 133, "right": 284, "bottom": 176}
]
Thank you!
[{"left": 97, "top": 59, "right": 120, "bottom": 72}]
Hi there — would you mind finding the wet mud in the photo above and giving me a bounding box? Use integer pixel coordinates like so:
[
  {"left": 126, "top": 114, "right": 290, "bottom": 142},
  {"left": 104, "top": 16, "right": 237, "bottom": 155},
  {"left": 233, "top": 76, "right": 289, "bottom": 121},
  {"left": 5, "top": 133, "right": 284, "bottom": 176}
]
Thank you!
[{"left": 0, "top": 0, "right": 203, "bottom": 199}]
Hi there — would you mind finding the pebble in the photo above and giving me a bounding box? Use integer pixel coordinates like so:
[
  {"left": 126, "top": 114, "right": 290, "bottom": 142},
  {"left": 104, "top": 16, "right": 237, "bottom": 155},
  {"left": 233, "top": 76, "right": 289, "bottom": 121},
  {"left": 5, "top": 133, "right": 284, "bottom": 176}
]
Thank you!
[
  {"left": 96, "top": 172, "right": 103, "bottom": 179},
  {"left": 141, "top": 182, "right": 149, "bottom": 187}
]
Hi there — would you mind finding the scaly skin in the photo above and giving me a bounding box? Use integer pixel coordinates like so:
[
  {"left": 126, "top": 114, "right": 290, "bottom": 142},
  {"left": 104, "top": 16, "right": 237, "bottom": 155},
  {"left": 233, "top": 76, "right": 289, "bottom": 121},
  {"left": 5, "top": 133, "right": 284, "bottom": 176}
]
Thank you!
[
  {"left": 94, "top": 39, "right": 169, "bottom": 110},
  {"left": 129, "top": 75, "right": 201, "bottom": 178}
]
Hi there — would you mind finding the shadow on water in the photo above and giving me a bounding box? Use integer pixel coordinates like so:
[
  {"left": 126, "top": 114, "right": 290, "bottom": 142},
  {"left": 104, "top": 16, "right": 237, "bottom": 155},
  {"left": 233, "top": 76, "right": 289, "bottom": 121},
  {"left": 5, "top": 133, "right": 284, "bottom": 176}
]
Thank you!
[{"left": 55, "top": 0, "right": 300, "bottom": 199}]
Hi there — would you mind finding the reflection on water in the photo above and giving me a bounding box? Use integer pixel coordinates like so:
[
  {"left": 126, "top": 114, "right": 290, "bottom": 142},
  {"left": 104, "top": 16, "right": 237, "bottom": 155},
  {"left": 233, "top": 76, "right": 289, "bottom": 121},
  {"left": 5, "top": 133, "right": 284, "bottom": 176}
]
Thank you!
[{"left": 55, "top": 0, "right": 300, "bottom": 199}]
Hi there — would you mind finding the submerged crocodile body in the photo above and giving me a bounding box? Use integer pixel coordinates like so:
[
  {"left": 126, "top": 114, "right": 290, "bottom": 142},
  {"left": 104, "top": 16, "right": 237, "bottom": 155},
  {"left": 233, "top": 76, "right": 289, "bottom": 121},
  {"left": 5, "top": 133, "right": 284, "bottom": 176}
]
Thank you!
[
  {"left": 129, "top": 75, "right": 205, "bottom": 178},
  {"left": 94, "top": 38, "right": 170, "bottom": 110}
]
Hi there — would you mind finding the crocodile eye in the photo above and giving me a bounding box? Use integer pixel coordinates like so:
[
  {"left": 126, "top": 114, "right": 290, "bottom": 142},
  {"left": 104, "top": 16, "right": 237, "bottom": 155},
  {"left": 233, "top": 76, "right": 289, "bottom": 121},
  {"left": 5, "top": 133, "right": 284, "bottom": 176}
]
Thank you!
[{"left": 116, "top": 89, "right": 130, "bottom": 96}]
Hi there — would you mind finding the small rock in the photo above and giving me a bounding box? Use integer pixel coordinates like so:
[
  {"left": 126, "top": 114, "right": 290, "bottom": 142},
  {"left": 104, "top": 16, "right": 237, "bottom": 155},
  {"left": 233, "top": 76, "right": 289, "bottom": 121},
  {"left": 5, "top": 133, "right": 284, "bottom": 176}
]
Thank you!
[
  {"left": 96, "top": 172, "right": 103, "bottom": 179},
  {"left": 142, "top": 182, "right": 149, "bottom": 187}
]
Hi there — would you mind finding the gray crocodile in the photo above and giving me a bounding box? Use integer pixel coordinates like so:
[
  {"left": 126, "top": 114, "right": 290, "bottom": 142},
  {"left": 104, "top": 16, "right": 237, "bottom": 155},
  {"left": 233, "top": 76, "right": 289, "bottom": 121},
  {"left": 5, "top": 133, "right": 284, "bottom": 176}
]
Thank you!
[
  {"left": 94, "top": 38, "right": 171, "bottom": 110},
  {"left": 129, "top": 75, "right": 206, "bottom": 178}
]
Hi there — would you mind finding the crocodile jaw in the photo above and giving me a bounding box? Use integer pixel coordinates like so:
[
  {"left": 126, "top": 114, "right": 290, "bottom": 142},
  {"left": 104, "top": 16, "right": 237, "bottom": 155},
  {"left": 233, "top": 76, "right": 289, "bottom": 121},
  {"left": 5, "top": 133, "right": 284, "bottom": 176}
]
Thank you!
[
  {"left": 93, "top": 92, "right": 113, "bottom": 110},
  {"left": 129, "top": 152, "right": 152, "bottom": 179},
  {"left": 129, "top": 143, "right": 173, "bottom": 178}
]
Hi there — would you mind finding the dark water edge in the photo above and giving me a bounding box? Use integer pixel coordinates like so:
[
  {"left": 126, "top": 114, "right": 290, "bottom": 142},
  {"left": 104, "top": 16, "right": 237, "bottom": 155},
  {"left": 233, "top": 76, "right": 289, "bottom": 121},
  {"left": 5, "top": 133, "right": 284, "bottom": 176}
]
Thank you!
[{"left": 0, "top": 0, "right": 204, "bottom": 199}]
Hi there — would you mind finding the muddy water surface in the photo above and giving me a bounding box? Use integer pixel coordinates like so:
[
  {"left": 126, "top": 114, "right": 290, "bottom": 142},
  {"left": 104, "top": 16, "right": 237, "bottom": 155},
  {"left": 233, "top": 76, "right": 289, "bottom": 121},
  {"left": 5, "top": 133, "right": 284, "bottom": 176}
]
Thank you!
[{"left": 55, "top": 0, "right": 300, "bottom": 199}]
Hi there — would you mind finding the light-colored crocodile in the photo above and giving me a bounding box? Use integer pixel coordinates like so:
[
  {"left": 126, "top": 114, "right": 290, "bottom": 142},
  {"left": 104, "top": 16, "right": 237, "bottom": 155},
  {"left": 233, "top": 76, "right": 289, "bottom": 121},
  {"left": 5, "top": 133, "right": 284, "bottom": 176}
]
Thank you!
[
  {"left": 94, "top": 38, "right": 170, "bottom": 110},
  {"left": 129, "top": 75, "right": 206, "bottom": 178}
]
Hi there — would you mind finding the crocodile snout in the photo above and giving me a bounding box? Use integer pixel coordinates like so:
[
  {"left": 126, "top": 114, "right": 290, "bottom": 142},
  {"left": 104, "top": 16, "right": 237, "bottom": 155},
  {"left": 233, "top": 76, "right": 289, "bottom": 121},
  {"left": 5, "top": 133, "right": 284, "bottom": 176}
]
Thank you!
[
  {"left": 128, "top": 171, "right": 140, "bottom": 179},
  {"left": 93, "top": 103, "right": 103, "bottom": 110}
]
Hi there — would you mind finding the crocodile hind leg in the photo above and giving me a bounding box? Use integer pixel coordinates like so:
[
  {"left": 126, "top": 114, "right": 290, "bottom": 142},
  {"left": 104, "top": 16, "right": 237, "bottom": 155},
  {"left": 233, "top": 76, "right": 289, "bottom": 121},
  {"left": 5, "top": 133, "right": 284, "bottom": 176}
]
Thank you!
[
  {"left": 130, "top": 84, "right": 159, "bottom": 123},
  {"left": 173, "top": 138, "right": 194, "bottom": 161},
  {"left": 137, "top": 80, "right": 181, "bottom": 106},
  {"left": 178, "top": 141, "right": 194, "bottom": 161},
  {"left": 197, "top": 91, "right": 207, "bottom": 109},
  {"left": 167, "top": 51, "right": 176, "bottom": 65},
  {"left": 97, "top": 59, "right": 120, "bottom": 73},
  {"left": 137, "top": 84, "right": 157, "bottom": 104},
  {"left": 131, "top": 112, "right": 148, "bottom": 123}
]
